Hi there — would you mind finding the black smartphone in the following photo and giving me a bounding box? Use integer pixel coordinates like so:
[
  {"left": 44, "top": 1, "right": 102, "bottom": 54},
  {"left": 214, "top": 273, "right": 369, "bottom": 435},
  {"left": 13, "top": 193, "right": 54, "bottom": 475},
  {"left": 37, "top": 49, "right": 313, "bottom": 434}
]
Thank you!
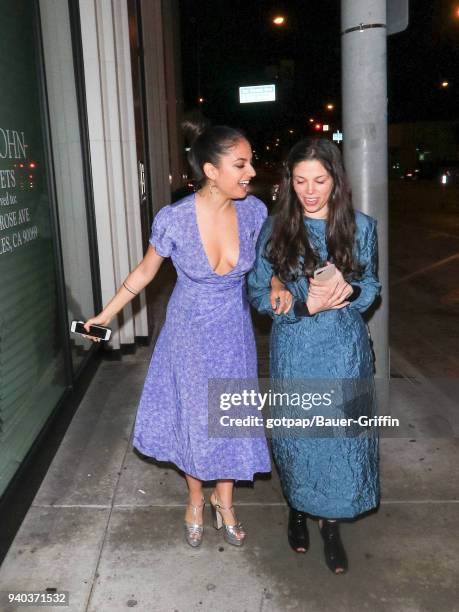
[{"left": 70, "top": 320, "right": 112, "bottom": 341}]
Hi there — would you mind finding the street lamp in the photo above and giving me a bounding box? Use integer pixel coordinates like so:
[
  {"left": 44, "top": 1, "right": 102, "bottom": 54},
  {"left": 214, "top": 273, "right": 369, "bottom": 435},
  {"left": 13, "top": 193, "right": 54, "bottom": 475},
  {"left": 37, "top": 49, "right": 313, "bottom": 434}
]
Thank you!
[
  {"left": 441, "top": 81, "right": 449, "bottom": 88},
  {"left": 273, "top": 16, "right": 285, "bottom": 26},
  {"left": 326, "top": 103, "right": 335, "bottom": 111}
]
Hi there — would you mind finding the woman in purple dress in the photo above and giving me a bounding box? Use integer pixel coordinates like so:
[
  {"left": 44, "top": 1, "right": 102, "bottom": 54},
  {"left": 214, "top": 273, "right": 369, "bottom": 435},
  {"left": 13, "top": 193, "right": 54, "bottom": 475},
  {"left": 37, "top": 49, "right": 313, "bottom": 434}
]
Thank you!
[{"left": 84, "top": 124, "right": 271, "bottom": 548}]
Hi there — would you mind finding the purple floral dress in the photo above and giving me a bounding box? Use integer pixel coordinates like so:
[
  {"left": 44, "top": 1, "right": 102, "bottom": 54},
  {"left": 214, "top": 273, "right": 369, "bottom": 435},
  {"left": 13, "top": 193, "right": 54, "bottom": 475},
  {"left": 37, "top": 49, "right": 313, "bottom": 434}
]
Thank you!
[{"left": 133, "top": 193, "right": 271, "bottom": 481}]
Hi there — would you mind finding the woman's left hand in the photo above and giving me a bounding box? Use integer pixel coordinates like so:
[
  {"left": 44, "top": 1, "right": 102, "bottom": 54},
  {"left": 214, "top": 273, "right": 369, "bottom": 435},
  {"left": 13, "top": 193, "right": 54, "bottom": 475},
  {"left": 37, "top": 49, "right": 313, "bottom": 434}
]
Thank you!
[
  {"left": 308, "top": 266, "right": 353, "bottom": 308},
  {"left": 270, "top": 276, "right": 293, "bottom": 314}
]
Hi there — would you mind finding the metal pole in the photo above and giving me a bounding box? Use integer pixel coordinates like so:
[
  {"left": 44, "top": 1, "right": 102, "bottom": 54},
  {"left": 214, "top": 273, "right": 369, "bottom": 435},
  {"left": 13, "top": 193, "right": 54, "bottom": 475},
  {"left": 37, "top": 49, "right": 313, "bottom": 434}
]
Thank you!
[{"left": 341, "top": 0, "right": 389, "bottom": 379}]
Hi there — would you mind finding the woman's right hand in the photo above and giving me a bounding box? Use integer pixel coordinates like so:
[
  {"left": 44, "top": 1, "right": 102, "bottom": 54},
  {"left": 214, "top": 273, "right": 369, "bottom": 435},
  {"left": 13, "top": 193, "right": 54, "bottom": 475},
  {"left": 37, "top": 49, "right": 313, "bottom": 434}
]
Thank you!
[
  {"left": 306, "top": 267, "right": 353, "bottom": 315},
  {"left": 83, "top": 312, "right": 113, "bottom": 343},
  {"left": 270, "top": 275, "right": 293, "bottom": 314}
]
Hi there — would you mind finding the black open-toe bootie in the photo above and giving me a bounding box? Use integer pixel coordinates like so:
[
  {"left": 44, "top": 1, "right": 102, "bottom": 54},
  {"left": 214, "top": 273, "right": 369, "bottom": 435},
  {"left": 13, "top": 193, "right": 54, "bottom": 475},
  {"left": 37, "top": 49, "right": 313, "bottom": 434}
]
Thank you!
[
  {"left": 319, "top": 520, "right": 348, "bottom": 574},
  {"left": 288, "top": 508, "right": 309, "bottom": 553}
]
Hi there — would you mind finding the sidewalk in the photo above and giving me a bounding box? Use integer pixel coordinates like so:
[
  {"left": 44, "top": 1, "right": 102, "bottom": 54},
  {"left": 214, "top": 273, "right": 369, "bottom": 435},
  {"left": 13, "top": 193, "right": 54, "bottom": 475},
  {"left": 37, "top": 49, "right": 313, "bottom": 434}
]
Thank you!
[{"left": 0, "top": 318, "right": 458, "bottom": 611}]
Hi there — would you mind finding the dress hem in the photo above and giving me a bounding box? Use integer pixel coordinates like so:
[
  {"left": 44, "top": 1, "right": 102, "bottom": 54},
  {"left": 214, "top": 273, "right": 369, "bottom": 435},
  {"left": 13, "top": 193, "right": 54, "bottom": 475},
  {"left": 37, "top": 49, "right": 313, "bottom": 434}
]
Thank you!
[
  {"left": 133, "top": 442, "right": 271, "bottom": 482},
  {"left": 287, "top": 500, "right": 380, "bottom": 519}
]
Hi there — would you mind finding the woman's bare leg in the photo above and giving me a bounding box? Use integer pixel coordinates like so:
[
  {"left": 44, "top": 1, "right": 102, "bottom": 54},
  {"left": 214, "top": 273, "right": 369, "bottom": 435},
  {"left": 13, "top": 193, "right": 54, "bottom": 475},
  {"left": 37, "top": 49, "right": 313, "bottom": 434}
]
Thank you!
[
  {"left": 214, "top": 479, "right": 234, "bottom": 512},
  {"left": 184, "top": 474, "right": 204, "bottom": 524},
  {"left": 211, "top": 479, "right": 245, "bottom": 541}
]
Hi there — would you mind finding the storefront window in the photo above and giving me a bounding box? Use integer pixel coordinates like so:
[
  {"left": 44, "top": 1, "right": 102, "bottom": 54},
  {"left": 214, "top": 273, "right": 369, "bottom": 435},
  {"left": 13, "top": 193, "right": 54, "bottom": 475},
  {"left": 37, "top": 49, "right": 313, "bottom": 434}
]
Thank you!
[
  {"left": 0, "top": 0, "right": 67, "bottom": 495},
  {"left": 0, "top": 0, "right": 98, "bottom": 496}
]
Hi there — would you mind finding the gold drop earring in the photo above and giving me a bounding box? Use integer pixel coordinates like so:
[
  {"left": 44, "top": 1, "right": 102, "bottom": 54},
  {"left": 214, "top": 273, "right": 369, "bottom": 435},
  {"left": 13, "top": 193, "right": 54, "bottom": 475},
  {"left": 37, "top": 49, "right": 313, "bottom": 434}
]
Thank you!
[{"left": 209, "top": 181, "right": 219, "bottom": 196}]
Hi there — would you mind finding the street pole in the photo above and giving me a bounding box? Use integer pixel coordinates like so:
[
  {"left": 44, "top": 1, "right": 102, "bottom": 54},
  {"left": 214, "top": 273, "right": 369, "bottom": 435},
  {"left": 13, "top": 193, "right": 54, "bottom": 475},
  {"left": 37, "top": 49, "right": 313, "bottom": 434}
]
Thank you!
[{"left": 341, "top": 0, "right": 389, "bottom": 379}]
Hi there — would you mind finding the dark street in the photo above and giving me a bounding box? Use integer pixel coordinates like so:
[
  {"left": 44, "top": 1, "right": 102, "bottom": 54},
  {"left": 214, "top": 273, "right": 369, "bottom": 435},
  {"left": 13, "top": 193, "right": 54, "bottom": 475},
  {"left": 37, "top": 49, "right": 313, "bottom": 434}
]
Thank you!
[{"left": 389, "top": 181, "right": 459, "bottom": 377}]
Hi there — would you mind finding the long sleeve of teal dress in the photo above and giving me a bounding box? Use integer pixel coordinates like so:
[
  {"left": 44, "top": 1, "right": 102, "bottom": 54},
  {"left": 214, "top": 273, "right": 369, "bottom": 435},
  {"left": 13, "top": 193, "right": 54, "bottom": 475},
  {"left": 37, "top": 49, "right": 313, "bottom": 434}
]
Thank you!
[
  {"left": 347, "top": 218, "right": 381, "bottom": 313},
  {"left": 247, "top": 211, "right": 381, "bottom": 519},
  {"left": 247, "top": 217, "right": 302, "bottom": 324}
]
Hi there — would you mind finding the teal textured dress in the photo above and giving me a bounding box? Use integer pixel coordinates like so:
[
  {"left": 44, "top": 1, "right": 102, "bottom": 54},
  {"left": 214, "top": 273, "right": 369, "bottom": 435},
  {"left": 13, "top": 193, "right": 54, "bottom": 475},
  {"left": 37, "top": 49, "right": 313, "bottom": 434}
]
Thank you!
[{"left": 247, "top": 211, "right": 381, "bottom": 518}]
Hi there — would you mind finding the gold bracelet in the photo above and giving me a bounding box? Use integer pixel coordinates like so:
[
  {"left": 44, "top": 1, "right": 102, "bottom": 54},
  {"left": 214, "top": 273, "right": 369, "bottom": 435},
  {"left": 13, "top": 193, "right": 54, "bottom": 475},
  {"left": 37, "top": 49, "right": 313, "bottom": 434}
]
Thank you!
[{"left": 123, "top": 281, "right": 138, "bottom": 296}]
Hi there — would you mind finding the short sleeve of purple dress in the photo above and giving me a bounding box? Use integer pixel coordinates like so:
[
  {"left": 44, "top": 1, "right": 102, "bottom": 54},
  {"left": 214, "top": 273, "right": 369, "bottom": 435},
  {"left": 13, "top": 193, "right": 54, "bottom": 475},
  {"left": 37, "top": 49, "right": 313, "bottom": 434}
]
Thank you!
[{"left": 133, "top": 193, "right": 271, "bottom": 481}]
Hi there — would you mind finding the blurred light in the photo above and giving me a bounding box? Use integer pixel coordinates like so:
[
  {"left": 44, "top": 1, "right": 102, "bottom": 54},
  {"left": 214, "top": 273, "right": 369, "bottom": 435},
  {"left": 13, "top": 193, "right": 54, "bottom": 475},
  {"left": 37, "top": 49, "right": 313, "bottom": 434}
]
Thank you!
[
  {"left": 441, "top": 81, "right": 449, "bottom": 88},
  {"left": 309, "top": 118, "right": 314, "bottom": 123},
  {"left": 29, "top": 162, "right": 36, "bottom": 168},
  {"left": 332, "top": 130, "right": 343, "bottom": 143},
  {"left": 441, "top": 174, "right": 448, "bottom": 185},
  {"left": 198, "top": 97, "right": 205, "bottom": 103},
  {"left": 454, "top": 5, "right": 459, "bottom": 19},
  {"left": 326, "top": 103, "right": 334, "bottom": 110},
  {"left": 323, "top": 124, "right": 329, "bottom": 132},
  {"left": 314, "top": 123, "right": 322, "bottom": 131},
  {"left": 273, "top": 16, "right": 285, "bottom": 25},
  {"left": 289, "top": 129, "right": 294, "bottom": 134},
  {"left": 266, "top": 145, "right": 270, "bottom": 150}
]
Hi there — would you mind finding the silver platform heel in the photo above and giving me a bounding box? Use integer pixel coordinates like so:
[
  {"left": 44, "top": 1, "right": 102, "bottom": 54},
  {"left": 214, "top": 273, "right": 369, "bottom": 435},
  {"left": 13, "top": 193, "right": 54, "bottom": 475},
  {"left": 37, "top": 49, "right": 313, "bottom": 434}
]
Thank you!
[
  {"left": 184, "top": 498, "right": 205, "bottom": 548},
  {"left": 210, "top": 493, "right": 246, "bottom": 547}
]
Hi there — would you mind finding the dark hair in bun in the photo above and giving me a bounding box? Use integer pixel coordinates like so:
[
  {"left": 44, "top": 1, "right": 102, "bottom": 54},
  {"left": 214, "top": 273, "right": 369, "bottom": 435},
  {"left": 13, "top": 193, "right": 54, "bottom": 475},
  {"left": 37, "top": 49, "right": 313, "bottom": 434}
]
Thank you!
[{"left": 182, "top": 119, "right": 246, "bottom": 183}]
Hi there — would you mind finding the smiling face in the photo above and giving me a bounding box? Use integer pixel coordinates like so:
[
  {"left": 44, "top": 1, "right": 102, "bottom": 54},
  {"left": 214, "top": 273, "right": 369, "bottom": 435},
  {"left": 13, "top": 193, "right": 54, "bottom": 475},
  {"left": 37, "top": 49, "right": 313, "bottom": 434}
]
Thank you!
[
  {"left": 292, "top": 159, "right": 334, "bottom": 219},
  {"left": 203, "top": 138, "right": 256, "bottom": 199}
]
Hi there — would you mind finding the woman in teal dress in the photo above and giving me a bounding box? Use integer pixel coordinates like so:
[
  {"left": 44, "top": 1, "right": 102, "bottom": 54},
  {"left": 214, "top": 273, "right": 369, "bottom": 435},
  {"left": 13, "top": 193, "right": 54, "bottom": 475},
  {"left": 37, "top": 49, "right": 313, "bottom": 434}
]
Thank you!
[{"left": 247, "top": 139, "right": 381, "bottom": 574}]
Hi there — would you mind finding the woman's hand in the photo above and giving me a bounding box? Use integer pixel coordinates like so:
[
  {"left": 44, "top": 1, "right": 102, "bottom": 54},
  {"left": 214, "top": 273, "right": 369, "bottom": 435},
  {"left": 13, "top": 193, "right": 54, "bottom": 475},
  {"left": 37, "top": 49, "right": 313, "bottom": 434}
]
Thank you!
[
  {"left": 80, "top": 245, "right": 165, "bottom": 343},
  {"left": 306, "top": 266, "right": 353, "bottom": 315},
  {"left": 270, "top": 276, "right": 293, "bottom": 314},
  {"left": 83, "top": 312, "right": 113, "bottom": 343}
]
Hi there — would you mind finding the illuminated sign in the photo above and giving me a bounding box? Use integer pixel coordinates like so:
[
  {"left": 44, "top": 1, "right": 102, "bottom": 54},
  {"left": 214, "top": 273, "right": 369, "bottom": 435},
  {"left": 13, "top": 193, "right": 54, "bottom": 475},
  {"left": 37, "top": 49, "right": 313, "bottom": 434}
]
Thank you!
[
  {"left": 239, "top": 84, "right": 276, "bottom": 104},
  {"left": 333, "top": 131, "right": 343, "bottom": 143}
]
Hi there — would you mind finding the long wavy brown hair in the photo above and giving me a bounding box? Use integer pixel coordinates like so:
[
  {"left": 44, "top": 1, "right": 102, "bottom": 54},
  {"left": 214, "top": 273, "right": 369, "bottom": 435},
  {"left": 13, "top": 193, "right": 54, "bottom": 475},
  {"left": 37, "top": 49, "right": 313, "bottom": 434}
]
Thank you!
[{"left": 267, "top": 138, "right": 362, "bottom": 282}]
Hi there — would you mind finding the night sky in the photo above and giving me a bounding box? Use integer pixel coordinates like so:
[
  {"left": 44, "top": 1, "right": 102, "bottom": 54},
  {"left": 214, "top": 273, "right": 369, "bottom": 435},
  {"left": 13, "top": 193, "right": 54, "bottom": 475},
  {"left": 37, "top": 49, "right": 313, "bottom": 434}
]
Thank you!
[{"left": 179, "top": 0, "right": 458, "bottom": 146}]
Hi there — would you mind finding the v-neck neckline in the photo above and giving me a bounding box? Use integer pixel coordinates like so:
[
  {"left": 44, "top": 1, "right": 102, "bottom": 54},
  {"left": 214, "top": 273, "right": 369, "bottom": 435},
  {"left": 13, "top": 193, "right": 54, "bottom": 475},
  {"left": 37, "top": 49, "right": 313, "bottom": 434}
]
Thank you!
[{"left": 193, "top": 192, "right": 241, "bottom": 277}]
